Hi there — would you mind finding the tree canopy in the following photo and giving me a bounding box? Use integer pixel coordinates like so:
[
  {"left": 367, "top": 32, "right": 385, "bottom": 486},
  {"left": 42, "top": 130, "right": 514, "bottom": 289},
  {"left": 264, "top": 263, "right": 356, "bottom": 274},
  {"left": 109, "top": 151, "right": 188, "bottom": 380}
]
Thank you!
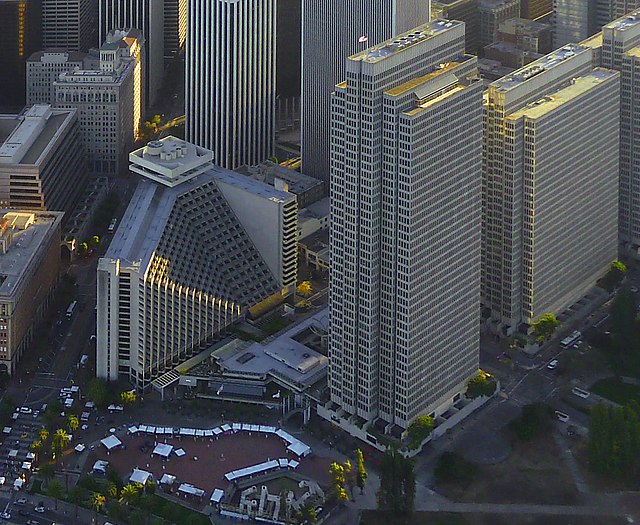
[
  {"left": 406, "top": 415, "right": 434, "bottom": 450},
  {"left": 466, "top": 369, "right": 497, "bottom": 398},
  {"left": 531, "top": 313, "right": 558, "bottom": 343},
  {"left": 377, "top": 450, "right": 415, "bottom": 515},
  {"left": 588, "top": 402, "right": 640, "bottom": 480},
  {"left": 509, "top": 402, "right": 554, "bottom": 442}
]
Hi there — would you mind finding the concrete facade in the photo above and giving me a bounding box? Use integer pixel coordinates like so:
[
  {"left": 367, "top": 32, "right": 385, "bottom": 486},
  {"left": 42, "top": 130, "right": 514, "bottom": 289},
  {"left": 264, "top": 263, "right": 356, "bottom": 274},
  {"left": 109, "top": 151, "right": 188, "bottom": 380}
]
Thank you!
[
  {"left": 186, "top": 0, "right": 276, "bottom": 170},
  {"left": 0, "top": 211, "right": 62, "bottom": 375},
  {"left": 482, "top": 45, "right": 619, "bottom": 332},
  {"left": 26, "top": 50, "right": 86, "bottom": 106},
  {"left": 300, "top": 0, "right": 431, "bottom": 186},
  {"left": 329, "top": 21, "right": 481, "bottom": 429},
  {"left": 0, "top": 105, "right": 87, "bottom": 215},
  {"left": 54, "top": 29, "right": 144, "bottom": 176}
]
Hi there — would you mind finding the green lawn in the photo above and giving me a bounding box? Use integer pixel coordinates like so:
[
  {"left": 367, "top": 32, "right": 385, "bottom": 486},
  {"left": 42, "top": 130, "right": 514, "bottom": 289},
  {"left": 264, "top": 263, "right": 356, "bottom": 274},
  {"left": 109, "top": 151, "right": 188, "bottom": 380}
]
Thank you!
[{"left": 591, "top": 377, "right": 640, "bottom": 405}]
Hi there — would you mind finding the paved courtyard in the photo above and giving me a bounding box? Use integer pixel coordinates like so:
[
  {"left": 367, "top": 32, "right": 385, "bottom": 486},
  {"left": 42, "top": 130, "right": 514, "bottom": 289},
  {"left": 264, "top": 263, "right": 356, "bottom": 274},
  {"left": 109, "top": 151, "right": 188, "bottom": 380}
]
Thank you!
[{"left": 88, "top": 428, "right": 332, "bottom": 507}]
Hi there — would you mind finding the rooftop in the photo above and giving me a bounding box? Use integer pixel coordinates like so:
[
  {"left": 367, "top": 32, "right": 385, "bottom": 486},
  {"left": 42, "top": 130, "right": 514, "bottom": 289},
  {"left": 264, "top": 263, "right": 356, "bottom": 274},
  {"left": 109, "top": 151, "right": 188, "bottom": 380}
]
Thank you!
[
  {"left": 0, "top": 105, "right": 75, "bottom": 165},
  {"left": 213, "top": 308, "right": 329, "bottom": 391},
  {"left": 491, "top": 44, "right": 589, "bottom": 91},
  {"left": 211, "top": 166, "right": 294, "bottom": 204},
  {"left": 129, "top": 137, "right": 213, "bottom": 187},
  {"left": 385, "top": 59, "right": 464, "bottom": 97},
  {"left": 507, "top": 69, "right": 618, "bottom": 120},
  {"left": 349, "top": 20, "right": 463, "bottom": 64},
  {"left": 236, "top": 161, "right": 324, "bottom": 197},
  {"left": 479, "top": 0, "right": 518, "bottom": 8},
  {"left": 0, "top": 212, "right": 63, "bottom": 299},
  {"left": 579, "top": 33, "right": 603, "bottom": 48},
  {"left": 27, "top": 49, "right": 86, "bottom": 63},
  {"left": 604, "top": 9, "right": 640, "bottom": 30}
]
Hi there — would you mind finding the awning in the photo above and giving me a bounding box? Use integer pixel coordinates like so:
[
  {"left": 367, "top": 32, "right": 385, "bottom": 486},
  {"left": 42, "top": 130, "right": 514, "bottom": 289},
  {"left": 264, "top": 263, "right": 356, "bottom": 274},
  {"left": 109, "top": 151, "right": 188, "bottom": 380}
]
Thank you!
[
  {"left": 93, "top": 460, "right": 108, "bottom": 473},
  {"left": 287, "top": 441, "right": 311, "bottom": 457}
]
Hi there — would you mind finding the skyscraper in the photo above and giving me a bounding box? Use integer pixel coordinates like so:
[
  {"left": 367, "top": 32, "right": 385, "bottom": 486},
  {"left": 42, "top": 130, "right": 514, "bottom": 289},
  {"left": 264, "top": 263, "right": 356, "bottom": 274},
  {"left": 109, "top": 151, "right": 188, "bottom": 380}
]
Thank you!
[
  {"left": 482, "top": 45, "right": 619, "bottom": 334},
  {"left": 42, "top": 0, "right": 95, "bottom": 50},
  {"left": 329, "top": 20, "right": 482, "bottom": 430},
  {"left": 163, "top": 0, "right": 186, "bottom": 60},
  {"left": 99, "top": 0, "right": 164, "bottom": 106},
  {"left": 0, "top": 0, "right": 42, "bottom": 110},
  {"left": 601, "top": 10, "right": 640, "bottom": 256},
  {"left": 300, "top": 0, "right": 431, "bottom": 185},
  {"left": 185, "top": 0, "right": 276, "bottom": 170}
]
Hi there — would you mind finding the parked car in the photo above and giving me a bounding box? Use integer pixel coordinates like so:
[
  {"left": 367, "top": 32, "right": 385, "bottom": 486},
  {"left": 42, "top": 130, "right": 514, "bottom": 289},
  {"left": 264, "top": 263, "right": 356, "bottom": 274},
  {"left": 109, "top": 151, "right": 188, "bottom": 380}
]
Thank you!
[
  {"left": 555, "top": 410, "right": 570, "bottom": 423},
  {"left": 15, "top": 497, "right": 27, "bottom": 506},
  {"left": 572, "top": 387, "right": 590, "bottom": 399},
  {"left": 19, "top": 407, "right": 32, "bottom": 414},
  {"left": 546, "top": 359, "right": 559, "bottom": 370},
  {"left": 34, "top": 503, "right": 45, "bottom": 513}
]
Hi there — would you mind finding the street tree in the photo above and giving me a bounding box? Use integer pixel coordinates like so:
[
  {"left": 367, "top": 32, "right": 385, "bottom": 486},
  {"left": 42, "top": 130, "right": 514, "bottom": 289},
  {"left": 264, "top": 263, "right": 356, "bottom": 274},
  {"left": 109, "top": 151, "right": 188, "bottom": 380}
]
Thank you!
[
  {"left": 120, "top": 390, "right": 137, "bottom": 405},
  {"left": 70, "top": 485, "right": 85, "bottom": 518},
  {"left": 377, "top": 450, "right": 416, "bottom": 515},
  {"left": 89, "top": 235, "right": 100, "bottom": 249},
  {"left": 86, "top": 378, "right": 110, "bottom": 407},
  {"left": 329, "top": 462, "right": 349, "bottom": 503},
  {"left": 39, "top": 427, "right": 49, "bottom": 442},
  {"left": 356, "top": 448, "right": 368, "bottom": 494},
  {"left": 406, "top": 415, "right": 434, "bottom": 449},
  {"left": 531, "top": 313, "right": 558, "bottom": 343},
  {"left": 47, "top": 479, "right": 64, "bottom": 510},
  {"left": 296, "top": 281, "right": 313, "bottom": 297}
]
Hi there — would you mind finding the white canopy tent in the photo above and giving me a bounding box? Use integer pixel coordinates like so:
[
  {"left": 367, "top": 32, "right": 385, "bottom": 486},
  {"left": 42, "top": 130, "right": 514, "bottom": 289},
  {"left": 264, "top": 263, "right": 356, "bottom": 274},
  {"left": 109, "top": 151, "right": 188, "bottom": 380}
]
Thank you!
[
  {"left": 287, "top": 441, "right": 311, "bottom": 457},
  {"left": 178, "top": 483, "right": 205, "bottom": 497},
  {"left": 101, "top": 435, "right": 122, "bottom": 451},
  {"left": 152, "top": 443, "right": 173, "bottom": 458},
  {"left": 174, "top": 448, "right": 186, "bottom": 457},
  {"left": 160, "top": 473, "right": 176, "bottom": 485},
  {"left": 210, "top": 488, "right": 224, "bottom": 504},
  {"left": 129, "top": 468, "right": 152, "bottom": 485}
]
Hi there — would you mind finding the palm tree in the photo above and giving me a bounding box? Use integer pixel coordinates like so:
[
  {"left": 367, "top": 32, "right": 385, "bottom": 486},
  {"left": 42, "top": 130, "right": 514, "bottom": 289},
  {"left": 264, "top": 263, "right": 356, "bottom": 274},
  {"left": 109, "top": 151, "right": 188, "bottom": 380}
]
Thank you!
[
  {"left": 30, "top": 440, "right": 43, "bottom": 455},
  {"left": 39, "top": 428, "right": 49, "bottom": 442},
  {"left": 67, "top": 414, "right": 79, "bottom": 433},
  {"left": 52, "top": 428, "right": 68, "bottom": 462},
  {"left": 90, "top": 492, "right": 106, "bottom": 522},
  {"left": 119, "top": 483, "right": 140, "bottom": 506}
]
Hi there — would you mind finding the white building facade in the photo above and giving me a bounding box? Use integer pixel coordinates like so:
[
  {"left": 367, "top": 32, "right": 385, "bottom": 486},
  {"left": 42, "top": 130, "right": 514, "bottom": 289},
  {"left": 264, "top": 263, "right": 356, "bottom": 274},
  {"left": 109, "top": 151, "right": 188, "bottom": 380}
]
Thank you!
[
  {"left": 483, "top": 45, "right": 619, "bottom": 333},
  {"left": 300, "top": 0, "right": 431, "bottom": 185},
  {"left": 186, "top": 0, "right": 276, "bottom": 170},
  {"left": 329, "top": 21, "right": 482, "bottom": 429}
]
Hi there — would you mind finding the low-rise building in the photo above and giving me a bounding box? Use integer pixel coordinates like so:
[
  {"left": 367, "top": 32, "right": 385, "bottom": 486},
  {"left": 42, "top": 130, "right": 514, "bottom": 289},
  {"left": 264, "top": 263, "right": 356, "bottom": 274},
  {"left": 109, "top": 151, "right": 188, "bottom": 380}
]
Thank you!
[
  {"left": 0, "top": 105, "right": 87, "bottom": 216},
  {"left": 236, "top": 161, "right": 325, "bottom": 208},
  {"left": 0, "top": 211, "right": 63, "bottom": 375}
]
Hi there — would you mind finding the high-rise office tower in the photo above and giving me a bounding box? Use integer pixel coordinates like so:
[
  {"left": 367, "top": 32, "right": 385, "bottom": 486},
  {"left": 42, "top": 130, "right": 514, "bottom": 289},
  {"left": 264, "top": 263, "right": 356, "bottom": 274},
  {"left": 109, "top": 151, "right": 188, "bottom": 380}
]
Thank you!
[
  {"left": 0, "top": 0, "right": 42, "bottom": 110},
  {"left": 163, "top": 0, "right": 186, "bottom": 60},
  {"left": 186, "top": 0, "right": 276, "bottom": 170},
  {"left": 553, "top": 0, "right": 599, "bottom": 46},
  {"left": 42, "top": 0, "right": 94, "bottom": 50},
  {"left": 329, "top": 21, "right": 482, "bottom": 430},
  {"left": 483, "top": 44, "right": 619, "bottom": 334},
  {"left": 602, "top": 9, "right": 640, "bottom": 256},
  {"left": 301, "top": 0, "right": 431, "bottom": 186},
  {"left": 99, "top": 0, "right": 164, "bottom": 106}
]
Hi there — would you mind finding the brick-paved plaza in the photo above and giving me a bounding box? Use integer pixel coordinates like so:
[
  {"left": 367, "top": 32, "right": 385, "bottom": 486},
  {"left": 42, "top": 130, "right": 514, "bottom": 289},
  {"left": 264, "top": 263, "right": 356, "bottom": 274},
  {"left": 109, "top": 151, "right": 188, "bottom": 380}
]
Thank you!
[{"left": 88, "top": 428, "right": 332, "bottom": 506}]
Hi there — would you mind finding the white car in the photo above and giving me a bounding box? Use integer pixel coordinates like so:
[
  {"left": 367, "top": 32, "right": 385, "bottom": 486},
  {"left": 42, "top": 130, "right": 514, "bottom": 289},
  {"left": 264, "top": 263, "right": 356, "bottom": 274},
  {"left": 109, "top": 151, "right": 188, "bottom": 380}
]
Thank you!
[
  {"left": 546, "top": 359, "right": 559, "bottom": 370},
  {"left": 555, "top": 410, "right": 570, "bottom": 423},
  {"left": 0, "top": 511, "right": 10, "bottom": 519},
  {"left": 572, "top": 387, "right": 590, "bottom": 399},
  {"left": 19, "top": 407, "right": 32, "bottom": 414},
  {"left": 34, "top": 505, "right": 45, "bottom": 513},
  {"left": 15, "top": 497, "right": 27, "bottom": 505}
]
